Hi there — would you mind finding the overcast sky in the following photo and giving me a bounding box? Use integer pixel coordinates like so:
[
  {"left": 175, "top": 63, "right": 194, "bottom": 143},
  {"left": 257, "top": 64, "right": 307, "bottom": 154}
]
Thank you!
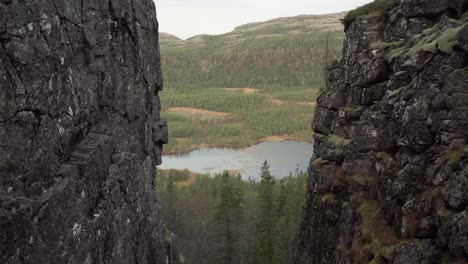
[{"left": 154, "top": 0, "right": 373, "bottom": 39}]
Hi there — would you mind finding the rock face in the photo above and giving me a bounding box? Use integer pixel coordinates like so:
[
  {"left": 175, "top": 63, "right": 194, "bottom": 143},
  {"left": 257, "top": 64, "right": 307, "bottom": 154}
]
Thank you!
[
  {"left": 0, "top": 0, "right": 175, "bottom": 263},
  {"left": 294, "top": 0, "right": 468, "bottom": 263}
]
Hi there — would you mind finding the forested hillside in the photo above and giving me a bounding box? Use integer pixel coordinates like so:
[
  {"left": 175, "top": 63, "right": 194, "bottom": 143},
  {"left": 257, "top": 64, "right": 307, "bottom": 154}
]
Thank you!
[
  {"left": 159, "top": 13, "right": 345, "bottom": 153},
  {"left": 160, "top": 13, "right": 345, "bottom": 89}
]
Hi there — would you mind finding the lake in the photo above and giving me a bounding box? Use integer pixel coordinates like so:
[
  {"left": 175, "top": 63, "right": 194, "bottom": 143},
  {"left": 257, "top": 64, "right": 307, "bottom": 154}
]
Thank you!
[{"left": 159, "top": 141, "right": 314, "bottom": 180}]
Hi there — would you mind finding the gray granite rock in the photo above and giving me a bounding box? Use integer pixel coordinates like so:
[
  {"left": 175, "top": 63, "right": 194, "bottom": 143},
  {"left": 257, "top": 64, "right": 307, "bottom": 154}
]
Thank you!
[
  {"left": 0, "top": 0, "right": 176, "bottom": 263},
  {"left": 293, "top": 1, "right": 468, "bottom": 263}
]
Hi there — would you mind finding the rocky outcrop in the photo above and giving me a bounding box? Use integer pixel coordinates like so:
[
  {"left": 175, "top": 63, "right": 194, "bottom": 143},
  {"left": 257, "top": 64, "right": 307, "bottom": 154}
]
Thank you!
[
  {"left": 294, "top": 0, "right": 468, "bottom": 263},
  {"left": 0, "top": 0, "right": 176, "bottom": 263}
]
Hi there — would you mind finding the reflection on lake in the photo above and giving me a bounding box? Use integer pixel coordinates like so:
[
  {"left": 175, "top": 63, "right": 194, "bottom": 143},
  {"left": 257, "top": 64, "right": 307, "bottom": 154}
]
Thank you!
[{"left": 159, "top": 141, "right": 314, "bottom": 180}]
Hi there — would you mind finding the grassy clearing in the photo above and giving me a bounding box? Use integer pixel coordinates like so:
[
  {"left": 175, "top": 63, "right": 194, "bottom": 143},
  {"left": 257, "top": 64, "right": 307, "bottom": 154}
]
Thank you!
[
  {"left": 161, "top": 86, "right": 318, "bottom": 154},
  {"left": 168, "top": 107, "right": 231, "bottom": 120}
]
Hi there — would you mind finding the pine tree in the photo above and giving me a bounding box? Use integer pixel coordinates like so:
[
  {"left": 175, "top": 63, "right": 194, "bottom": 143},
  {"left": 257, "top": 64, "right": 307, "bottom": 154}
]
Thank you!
[
  {"left": 253, "top": 161, "right": 277, "bottom": 264},
  {"left": 275, "top": 180, "right": 291, "bottom": 263},
  {"left": 165, "top": 173, "right": 177, "bottom": 232},
  {"left": 216, "top": 171, "right": 244, "bottom": 264}
]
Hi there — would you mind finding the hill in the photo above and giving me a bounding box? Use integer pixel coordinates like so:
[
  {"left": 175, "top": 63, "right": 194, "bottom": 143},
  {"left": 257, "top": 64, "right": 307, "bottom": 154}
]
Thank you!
[
  {"left": 159, "top": 13, "right": 345, "bottom": 89},
  {"left": 159, "top": 32, "right": 182, "bottom": 45},
  {"left": 159, "top": 13, "right": 346, "bottom": 153}
]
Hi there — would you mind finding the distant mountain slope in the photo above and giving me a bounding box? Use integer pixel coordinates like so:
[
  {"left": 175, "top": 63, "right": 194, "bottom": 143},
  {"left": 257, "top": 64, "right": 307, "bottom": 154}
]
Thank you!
[
  {"left": 159, "top": 32, "right": 181, "bottom": 45},
  {"left": 159, "top": 13, "right": 345, "bottom": 89}
]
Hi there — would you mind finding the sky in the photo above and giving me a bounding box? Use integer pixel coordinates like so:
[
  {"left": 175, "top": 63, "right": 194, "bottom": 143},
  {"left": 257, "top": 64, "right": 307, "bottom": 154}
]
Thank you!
[{"left": 154, "top": 0, "right": 373, "bottom": 39}]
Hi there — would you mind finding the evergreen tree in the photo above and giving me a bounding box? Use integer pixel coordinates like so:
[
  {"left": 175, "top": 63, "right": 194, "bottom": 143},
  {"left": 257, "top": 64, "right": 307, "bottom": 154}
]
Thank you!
[
  {"left": 165, "top": 173, "right": 178, "bottom": 232},
  {"left": 275, "top": 178, "right": 293, "bottom": 263},
  {"left": 157, "top": 168, "right": 308, "bottom": 264},
  {"left": 253, "top": 161, "right": 277, "bottom": 264},
  {"left": 216, "top": 171, "right": 244, "bottom": 264}
]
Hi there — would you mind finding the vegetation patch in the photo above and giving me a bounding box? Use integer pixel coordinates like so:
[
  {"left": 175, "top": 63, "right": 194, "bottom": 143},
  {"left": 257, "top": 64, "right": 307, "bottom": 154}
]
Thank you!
[
  {"left": 444, "top": 147, "right": 465, "bottom": 167},
  {"left": 321, "top": 193, "right": 337, "bottom": 204},
  {"left": 351, "top": 175, "right": 376, "bottom": 188},
  {"left": 356, "top": 199, "right": 400, "bottom": 263},
  {"left": 387, "top": 85, "right": 407, "bottom": 97},
  {"left": 343, "top": 0, "right": 399, "bottom": 29},
  {"left": 358, "top": 200, "right": 381, "bottom": 240},
  {"left": 386, "top": 46, "right": 409, "bottom": 63},
  {"left": 422, "top": 24, "right": 443, "bottom": 36},
  {"left": 437, "top": 207, "right": 457, "bottom": 221},
  {"left": 341, "top": 106, "right": 356, "bottom": 113},
  {"left": 370, "top": 40, "right": 404, "bottom": 51},
  {"left": 407, "top": 33, "right": 439, "bottom": 57},
  {"left": 376, "top": 152, "right": 392, "bottom": 163},
  {"left": 415, "top": 187, "right": 442, "bottom": 205},
  {"left": 312, "top": 158, "right": 323, "bottom": 167},
  {"left": 328, "top": 134, "right": 352, "bottom": 155},
  {"left": 421, "top": 39, "right": 439, "bottom": 54},
  {"left": 406, "top": 21, "right": 467, "bottom": 57},
  {"left": 165, "top": 228, "right": 175, "bottom": 244},
  {"left": 437, "top": 24, "right": 466, "bottom": 53},
  {"left": 362, "top": 239, "right": 394, "bottom": 264},
  {"left": 358, "top": 200, "right": 398, "bottom": 245}
]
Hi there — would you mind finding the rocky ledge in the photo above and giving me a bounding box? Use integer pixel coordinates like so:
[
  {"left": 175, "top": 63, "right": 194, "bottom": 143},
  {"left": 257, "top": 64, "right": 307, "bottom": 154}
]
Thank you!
[
  {"left": 294, "top": 0, "right": 468, "bottom": 263},
  {"left": 0, "top": 0, "right": 177, "bottom": 263}
]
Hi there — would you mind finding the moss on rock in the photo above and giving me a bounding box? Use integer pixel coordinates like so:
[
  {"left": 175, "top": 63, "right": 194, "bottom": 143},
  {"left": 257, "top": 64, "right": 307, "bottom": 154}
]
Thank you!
[
  {"left": 351, "top": 175, "right": 377, "bottom": 188},
  {"left": 371, "top": 40, "right": 404, "bottom": 51},
  {"left": 444, "top": 147, "right": 465, "bottom": 167},
  {"left": 321, "top": 194, "right": 337, "bottom": 204},
  {"left": 386, "top": 46, "right": 409, "bottom": 62},
  {"left": 437, "top": 25, "right": 465, "bottom": 53},
  {"left": 421, "top": 39, "right": 439, "bottom": 53},
  {"left": 328, "top": 134, "right": 352, "bottom": 155},
  {"left": 406, "top": 22, "right": 467, "bottom": 57}
]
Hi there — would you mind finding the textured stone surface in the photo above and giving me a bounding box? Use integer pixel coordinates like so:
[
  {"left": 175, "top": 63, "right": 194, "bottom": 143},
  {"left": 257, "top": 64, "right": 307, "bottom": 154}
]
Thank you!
[
  {"left": 0, "top": 0, "right": 176, "bottom": 263},
  {"left": 294, "top": 1, "right": 468, "bottom": 263}
]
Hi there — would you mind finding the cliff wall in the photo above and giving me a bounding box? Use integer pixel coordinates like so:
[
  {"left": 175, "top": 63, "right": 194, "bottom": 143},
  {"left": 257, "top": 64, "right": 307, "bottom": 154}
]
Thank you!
[
  {"left": 0, "top": 0, "right": 174, "bottom": 263},
  {"left": 294, "top": 0, "right": 468, "bottom": 263}
]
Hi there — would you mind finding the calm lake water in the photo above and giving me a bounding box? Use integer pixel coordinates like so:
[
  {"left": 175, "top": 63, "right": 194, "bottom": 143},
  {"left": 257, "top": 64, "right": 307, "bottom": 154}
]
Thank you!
[{"left": 159, "top": 141, "right": 314, "bottom": 180}]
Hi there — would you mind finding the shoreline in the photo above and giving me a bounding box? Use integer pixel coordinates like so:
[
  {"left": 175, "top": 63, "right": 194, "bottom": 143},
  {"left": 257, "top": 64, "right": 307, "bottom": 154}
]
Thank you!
[{"left": 163, "top": 135, "right": 314, "bottom": 156}]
